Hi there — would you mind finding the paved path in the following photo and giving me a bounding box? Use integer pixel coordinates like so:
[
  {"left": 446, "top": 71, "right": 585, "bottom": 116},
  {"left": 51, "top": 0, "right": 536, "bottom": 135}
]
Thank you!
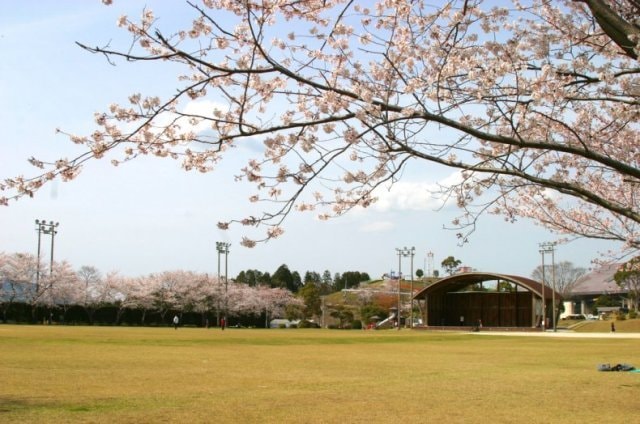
[{"left": 471, "top": 330, "right": 640, "bottom": 338}]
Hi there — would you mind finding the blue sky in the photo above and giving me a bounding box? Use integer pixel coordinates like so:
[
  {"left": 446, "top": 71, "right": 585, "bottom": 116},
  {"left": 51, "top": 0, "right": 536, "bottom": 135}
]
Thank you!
[{"left": 0, "top": 1, "right": 620, "bottom": 280}]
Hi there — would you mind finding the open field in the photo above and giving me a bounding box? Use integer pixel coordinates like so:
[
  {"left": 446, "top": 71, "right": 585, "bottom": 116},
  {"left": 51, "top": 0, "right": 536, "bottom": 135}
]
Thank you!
[{"left": 1, "top": 325, "right": 639, "bottom": 423}]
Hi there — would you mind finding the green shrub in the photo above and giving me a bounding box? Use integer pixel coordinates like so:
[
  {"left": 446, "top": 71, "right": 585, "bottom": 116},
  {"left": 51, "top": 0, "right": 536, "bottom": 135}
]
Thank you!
[
  {"left": 278, "top": 323, "right": 287, "bottom": 329},
  {"left": 351, "top": 320, "right": 363, "bottom": 330},
  {"left": 629, "top": 310, "right": 638, "bottom": 319}
]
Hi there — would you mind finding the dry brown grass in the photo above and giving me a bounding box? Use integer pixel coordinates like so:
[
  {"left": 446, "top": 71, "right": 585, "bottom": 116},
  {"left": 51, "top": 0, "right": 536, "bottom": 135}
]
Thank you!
[{"left": 1, "top": 325, "right": 639, "bottom": 423}]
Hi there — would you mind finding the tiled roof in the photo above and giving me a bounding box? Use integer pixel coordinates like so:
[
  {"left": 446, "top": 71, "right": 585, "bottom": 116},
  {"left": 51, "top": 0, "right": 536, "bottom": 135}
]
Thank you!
[{"left": 570, "top": 263, "right": 626, "bottom": 295}]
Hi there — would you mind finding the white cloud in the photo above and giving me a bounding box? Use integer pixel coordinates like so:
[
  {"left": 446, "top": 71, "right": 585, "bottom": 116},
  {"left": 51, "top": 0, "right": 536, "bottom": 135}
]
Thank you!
[
  {"left": 181, "top": 100, "right": 226, "bottom": 134},
  {"left": 359, "top": 220, "right": 395, "bottom": 233},
  {"left": 372, "top": 171, "right": 463, "bottom": 212}
]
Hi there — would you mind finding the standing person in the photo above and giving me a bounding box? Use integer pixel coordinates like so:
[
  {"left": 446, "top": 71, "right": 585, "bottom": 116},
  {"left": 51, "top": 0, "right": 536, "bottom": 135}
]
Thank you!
[
  {"left": 221, "top": 316, "right": 226, "bottom": 331},
  {"left": 173, "top": 315, "right": 179, "bottom": 330},
  {"left": 611, "top": 322, "right": 616, "bottom": 333}
]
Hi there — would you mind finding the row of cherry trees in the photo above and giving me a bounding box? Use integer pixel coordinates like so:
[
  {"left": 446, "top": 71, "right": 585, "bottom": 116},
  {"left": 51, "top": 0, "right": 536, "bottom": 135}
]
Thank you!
[{"left": 0, "top": 251, "right": 301, "bottom": 325}]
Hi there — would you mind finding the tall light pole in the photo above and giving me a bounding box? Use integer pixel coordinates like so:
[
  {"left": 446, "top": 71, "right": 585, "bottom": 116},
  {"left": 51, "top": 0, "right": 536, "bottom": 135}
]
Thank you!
[
  {"left": 395, "top": 248, "right": 403, "bottom": 330},
  {"left": 395, "top": 247, "right": 415, "bottom": 329},
  {"left": 35, "top": 219, "right": 59, "bottom": 291},
  {"left": 407, "top": 247, "right": 415, "bottom": 328},
  {"left": 216, "top": 241, "right": 231, "bottom": 320},
  {"left": 539, "top": 246, "right": 546, "bottom": 329},
  {"left": 539, "top": 242, "right": 557, "bottom": 331},
  {"left": 551, "top": 246, "right": 556, "bottom": 332}
]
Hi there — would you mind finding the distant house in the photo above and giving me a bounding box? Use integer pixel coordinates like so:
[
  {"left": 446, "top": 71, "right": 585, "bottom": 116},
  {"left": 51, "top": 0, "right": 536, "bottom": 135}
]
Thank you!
[{"left": 562, "top": 264, "right": 628, "bottom": 317}]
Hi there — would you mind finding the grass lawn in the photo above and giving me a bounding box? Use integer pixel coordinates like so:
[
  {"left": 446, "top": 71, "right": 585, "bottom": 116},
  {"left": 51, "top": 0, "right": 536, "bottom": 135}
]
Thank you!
[
  {"left": 1, "top": 325, "right": 639, "bottom": 423},
  {"left": 564, "top": 318, "right": 640, "bottom": 332}
]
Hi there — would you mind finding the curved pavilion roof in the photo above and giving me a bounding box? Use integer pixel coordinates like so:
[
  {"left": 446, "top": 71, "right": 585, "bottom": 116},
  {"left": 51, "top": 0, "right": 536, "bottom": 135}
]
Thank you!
[{"left": 413, "top": 272, "right": 562, "bottom": 301}]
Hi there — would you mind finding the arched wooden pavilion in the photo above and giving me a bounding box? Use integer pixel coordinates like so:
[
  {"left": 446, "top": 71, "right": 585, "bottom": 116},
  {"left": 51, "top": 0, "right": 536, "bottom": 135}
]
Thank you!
[{"left": 413, "top": 272, "right": 562, "bottom": 330}]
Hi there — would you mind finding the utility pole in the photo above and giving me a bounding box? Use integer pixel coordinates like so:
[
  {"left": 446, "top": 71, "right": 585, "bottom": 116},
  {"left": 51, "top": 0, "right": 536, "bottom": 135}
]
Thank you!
[
  {"left": 395, "top": 248, "right": 403, "bottom": 330},
  {"left": 395, "top": 246, "right": 415, "bottom": 329},
  {"left": 216, "top": 241, "right": 231, "bottom": 321},
  {"left": 35, "top": 219, "right": 59, "bottom": 290},
  {"left": 539, "top": 242, "right": 557, "bottom": 331},
  {"left": 407, "top": 247, "right": 415, "bottom": 328}
]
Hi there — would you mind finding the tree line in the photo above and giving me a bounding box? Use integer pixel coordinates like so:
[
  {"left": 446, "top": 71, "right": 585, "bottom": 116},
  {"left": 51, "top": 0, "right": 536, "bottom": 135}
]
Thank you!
[
  {"left": 236, "top": 265, "right": 370, "bottom": 293},
  {"left": 0, "top": 251, "right": 370, "bottom": 326}
]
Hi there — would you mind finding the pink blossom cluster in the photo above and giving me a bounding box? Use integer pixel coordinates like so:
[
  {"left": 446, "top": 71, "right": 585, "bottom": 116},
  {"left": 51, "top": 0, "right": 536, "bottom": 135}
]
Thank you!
[
  {"left": 1, "top": 0, "right": 638, "bottom": 255},
  {"left": 0, "top": 251, "right": 302, "bottom": 320}
]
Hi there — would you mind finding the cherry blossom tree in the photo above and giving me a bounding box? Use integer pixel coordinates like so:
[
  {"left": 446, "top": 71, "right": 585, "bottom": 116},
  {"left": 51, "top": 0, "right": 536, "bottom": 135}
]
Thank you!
[
  {"left": 77, "top": 265, "right": 109, "bottom": 324},
  {"left": 167, "top": 270, "right": 228, "bottom": 325},
  {"left": 167, "top": 270, "right": 198, "bottom": 314},
  {"left": 0, "top": 256, "right": 80, "bottom": 323},
  {"left": 255, "top": 285, "right": 302, "bottom": 327},
  {"left": 108, "top": 272, "right": 142, "bottom": 324},
  {"left": 1, "top": 250, "right": 321, "bottom": 325},
  {"left": 1, "top": 252, "right": 48, "bottom": 321},
  {"left": 1, "top": 1, "right": 638, "bottom": 253},
  {"left": 171, "top": 271, "right": 210, "bottom": 324},
  {"left": 0, "top": 252, "right": 38, "bottom": 322},
  {"left": 192, "top": 274, "right": 225, "bottom": 326},
  {"left": 47, "top": 261, "right": 82, "bottom": 321},
  {"left": 614, "top": 256, "right": 640, "bottom": 310},
  {"left": 131, "top": 274, "right": 163, "bottom": 324},
  {"left": 227, "top": 282, "right": 262, "bottom": 318}
]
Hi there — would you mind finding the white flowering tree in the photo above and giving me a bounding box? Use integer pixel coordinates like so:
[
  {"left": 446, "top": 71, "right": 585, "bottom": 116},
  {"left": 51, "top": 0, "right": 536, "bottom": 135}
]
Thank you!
[
  {"left": 47, "top": 261, "right": 82, "bottom": 321},
  {"left": 109, "top": 273, "right": 144, "bottom": 324},
  {"left": 1, "top": 1, "right": 639, "bottom": 254},
  {"left": 77, "top": 265, "right": 111, "bottom": 324},
  {"left": 227, "top": 282, "right": 262, "bottom": 320},
  {"left": 189, "top": 274, "right": 224, "bottom": 326},
  {"left": 254, "top": 285, "right": 303, "bottom": 327},
  {"left": 1, "top": 252, "right": 50, "bottom": 321},
  {"left": 0, "top": 252, "right": 40, "bottom": 321}
]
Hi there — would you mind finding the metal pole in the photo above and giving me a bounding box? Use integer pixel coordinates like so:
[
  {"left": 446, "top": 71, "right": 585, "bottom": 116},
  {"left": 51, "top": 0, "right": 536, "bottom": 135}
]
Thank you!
[
  {"left": 539, "top": 242, "right": 557, "bottom": 331},
  {"left": 215, "top": 242, "right": 231, "bottom": 325},
  {"left": 35, "top": 220, "right": 59, "bottom": 286},
  {"left": 410, "top": 247, "right": 415, "bottom": 328},
  {"left": 396, "top": 248, "right": 402, "bottom": 331},
  {"left": 224, "top": 243, "right": 229, "bottom": 317},
  {"left": 551, "top": 245, "right": 557, "bottom": 332},
  {"left": 49, "top": 222, "right": 57, "bottom": 275},
  {"left": 217, "top": 242, "right": 221, "bottom": 281},
  {"left": 216, "top": 242, "right": 221, "bottom": 326},
  {"left": 35, "top": 220, "right": 43, "bottom": 293},
  {"left": 540, "top": 247, "right": 546, "bottom": 330}
]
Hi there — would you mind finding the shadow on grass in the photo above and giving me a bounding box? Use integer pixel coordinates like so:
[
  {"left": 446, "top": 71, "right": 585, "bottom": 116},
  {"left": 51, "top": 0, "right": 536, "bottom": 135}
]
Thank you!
[
  {"left": 0, "top": 396, "right": 124, "bottom": 417},
  {"left": 0, "top": 397, "right": 44, "bottom": 413}
]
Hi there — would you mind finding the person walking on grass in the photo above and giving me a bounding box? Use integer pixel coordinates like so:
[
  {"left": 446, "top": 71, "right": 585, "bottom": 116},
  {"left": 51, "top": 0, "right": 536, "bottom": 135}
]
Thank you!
[{"left": 173, "top": 315, "right": 179, "bottom": 330}]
